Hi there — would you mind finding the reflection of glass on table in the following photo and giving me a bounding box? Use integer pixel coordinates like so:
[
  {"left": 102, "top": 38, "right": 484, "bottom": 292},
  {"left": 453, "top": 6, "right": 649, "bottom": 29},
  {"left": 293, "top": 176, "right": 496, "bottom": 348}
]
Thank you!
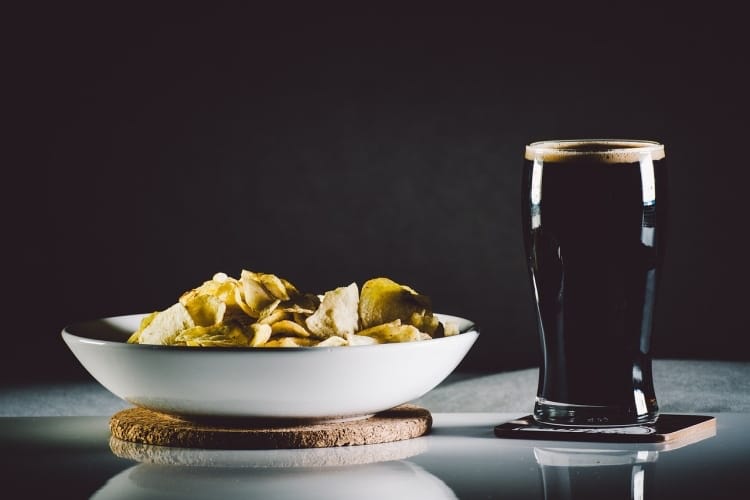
[
  {"left": 533, "top": 421, "right": 716, "bottom": 500},
  {"left": 535, "top": 447, "right": 657, "bottom": 500}
]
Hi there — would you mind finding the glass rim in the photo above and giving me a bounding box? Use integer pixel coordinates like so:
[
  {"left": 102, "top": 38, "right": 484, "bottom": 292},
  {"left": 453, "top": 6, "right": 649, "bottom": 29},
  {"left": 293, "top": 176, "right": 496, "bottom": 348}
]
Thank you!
[{"left": 525, "top": 139, "right": 665, "bottom": 162}]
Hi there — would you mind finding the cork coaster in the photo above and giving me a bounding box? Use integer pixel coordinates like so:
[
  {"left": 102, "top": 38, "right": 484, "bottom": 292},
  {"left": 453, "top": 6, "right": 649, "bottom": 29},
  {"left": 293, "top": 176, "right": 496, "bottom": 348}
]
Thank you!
[
  {"left": 110, "top": 404, "right": 432, "bottom": 450},
  {"left": 494, "top": 414, "right": 716, "bottom": 444}
]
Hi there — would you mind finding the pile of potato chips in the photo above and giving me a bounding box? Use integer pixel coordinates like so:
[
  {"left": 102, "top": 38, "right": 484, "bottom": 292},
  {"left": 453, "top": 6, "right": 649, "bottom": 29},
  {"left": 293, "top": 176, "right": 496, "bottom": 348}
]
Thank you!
[{"left": 127, "top": 271, "right": 459, "bottom": 348}]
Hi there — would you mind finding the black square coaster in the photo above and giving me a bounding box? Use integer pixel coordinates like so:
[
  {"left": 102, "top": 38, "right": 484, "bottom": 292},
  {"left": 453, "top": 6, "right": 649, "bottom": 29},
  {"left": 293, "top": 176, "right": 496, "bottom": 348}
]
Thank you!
[{"left": 494, "top": 414, "right": 716, "bottom": 444}]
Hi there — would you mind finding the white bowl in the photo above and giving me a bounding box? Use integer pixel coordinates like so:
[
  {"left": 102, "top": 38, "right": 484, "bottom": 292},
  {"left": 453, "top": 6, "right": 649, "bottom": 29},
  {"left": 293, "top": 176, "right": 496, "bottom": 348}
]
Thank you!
[{"left": 62, "top": 313, "right": 478, "bottom": 420}]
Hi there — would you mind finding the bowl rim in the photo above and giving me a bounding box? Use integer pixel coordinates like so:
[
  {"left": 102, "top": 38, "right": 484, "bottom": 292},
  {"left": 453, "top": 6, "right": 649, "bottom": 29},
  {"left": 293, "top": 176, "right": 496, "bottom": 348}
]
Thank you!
[{"left": 62, "top": 312, "right": 479, "bottom": 353}]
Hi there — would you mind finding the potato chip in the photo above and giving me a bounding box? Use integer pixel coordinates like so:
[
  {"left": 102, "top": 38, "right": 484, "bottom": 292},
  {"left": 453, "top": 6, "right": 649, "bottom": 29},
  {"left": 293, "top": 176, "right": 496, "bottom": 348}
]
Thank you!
[
  {"left": 271, "top": 320, "right": 311, "bottom": 338},
  {"left": 357, "top": 319, "right": 426, "bottom": 343},
  {"left": 409, "top": 311, "right": 440, "bottom": 336},
  {"left": 257, "top": 302, "right": 288, "bottom": 325},
  {"left": 258, "top": 273, "right": 290, "bottom": 301},
  {"left": 345, "top": 333, "right": 379, "bottom": 346},
  {"left": 280, "top": 278, "right": 300, "bottom": 298},
  {"left": 444, "top": 321, "right": 460, "bottom": 337},
  {"left": 357, "top": 319, "right": 401, "bottom": 336},
  {"left": 305, "top": 282, "right": 359, "bottom": 338},
  {"left": 180, "top": 273, "right": 240, "bottom": 307},
  {"left": 137, "top": 302, "right": 195, "bottom": 345},
  {"left": 130, "top": 270, "right": 456, "bottom": 349},
  {"left": 174, "top": 322, "right": 250, "bottom": 347},
  {"left": 262, "top": 336, "right": 318, "bottom": 348},
  {"left": 127, "top": 311, "right": 159, "bottom": 344},
  {"left": 279, "top": 292, "right": 319, "bottom": 315},
  {"left": 358, "top": 277, "right": 439, "bottom": 335},
  {"left": 315, "top": 336, "right": 348, "bottom": 347},
  {"left": 182, "top": 293, "right": 226, "bottom": 327},
  {"left": 239, "top": 270, "right": 277, "bottom": 317},
  {"left": 249, "top": 323, "right": 272, "bottom": 347},
  {"left": 292, "top": 312, "right": 308, "bottom": 327}
]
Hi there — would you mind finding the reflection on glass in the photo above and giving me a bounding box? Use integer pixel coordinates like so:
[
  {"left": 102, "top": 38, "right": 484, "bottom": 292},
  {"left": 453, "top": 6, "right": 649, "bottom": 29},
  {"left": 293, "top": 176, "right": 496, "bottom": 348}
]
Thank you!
[
  {"left": 92, "top": 438, "right": 457, "bottom": 500},
  {"left": 533, "top": 422, "right": 716, "bottom": 500},
  {"left": 535, "top": 447, "right": 657, "bottom": 500}
]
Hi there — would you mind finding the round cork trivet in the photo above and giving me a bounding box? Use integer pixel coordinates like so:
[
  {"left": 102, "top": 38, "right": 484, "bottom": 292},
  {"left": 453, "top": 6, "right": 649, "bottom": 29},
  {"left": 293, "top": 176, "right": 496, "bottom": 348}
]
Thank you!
[{"left": 110, "top": 404, "right": 432, "bottom": 450}]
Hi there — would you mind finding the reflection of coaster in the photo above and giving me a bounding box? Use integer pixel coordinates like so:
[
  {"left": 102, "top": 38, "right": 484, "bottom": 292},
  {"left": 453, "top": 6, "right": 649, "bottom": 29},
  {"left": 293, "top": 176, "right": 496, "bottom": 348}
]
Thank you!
[
  {"left": 109, "top": 435, "right": 428, "bottom": 467},
  {"left": 110, "top": 405, "right": 431, "bottom": 450},
  {"left": 494, "top": 414, "right": 716, "bottom": 444}
]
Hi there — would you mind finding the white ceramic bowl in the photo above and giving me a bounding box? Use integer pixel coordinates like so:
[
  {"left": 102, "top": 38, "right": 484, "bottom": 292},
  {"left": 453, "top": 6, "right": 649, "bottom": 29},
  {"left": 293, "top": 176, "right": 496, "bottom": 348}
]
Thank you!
[{"left": 62, "top": 313, "right": 478, "bottom": 420}]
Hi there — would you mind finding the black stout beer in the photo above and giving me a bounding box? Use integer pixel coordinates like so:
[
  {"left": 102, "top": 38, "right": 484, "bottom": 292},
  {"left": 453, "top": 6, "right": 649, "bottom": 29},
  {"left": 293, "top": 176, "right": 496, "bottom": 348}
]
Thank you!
[{"left": 522, "top": 140, "right": 666, "bottom": 426}]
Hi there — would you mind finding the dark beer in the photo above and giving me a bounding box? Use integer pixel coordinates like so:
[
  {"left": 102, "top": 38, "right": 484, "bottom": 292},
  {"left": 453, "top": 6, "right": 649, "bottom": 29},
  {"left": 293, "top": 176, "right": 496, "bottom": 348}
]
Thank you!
[{"left": 522, "top": 140, "right": 666, "bottom": 426}]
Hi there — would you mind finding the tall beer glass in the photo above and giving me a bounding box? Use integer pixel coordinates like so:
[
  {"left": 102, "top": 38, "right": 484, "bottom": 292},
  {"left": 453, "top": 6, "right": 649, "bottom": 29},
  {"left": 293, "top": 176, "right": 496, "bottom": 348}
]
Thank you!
[{"left": 522, "top": 139, "right": 667, "bottom": 427}]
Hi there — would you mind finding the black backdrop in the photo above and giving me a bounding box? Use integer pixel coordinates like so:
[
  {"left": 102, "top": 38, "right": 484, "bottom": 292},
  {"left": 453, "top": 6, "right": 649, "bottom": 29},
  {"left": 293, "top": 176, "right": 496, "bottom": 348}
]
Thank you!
[{"left": 6, "top": 5, "right": 750, "bottom": 385}]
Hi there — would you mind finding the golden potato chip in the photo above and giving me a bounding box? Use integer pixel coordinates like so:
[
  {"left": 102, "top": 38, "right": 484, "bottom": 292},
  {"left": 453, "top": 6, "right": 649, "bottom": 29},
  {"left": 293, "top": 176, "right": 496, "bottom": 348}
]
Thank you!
[
  {"left": 279, "top": 292, "right": 319, "bottom": 315},
  {"left": 258, "top": 273, "right": 290, "bottom": 301},
  {"left": 262, "top": 336, "right": 318, "bottom": 348},
  {"left": 409, "top": 311, "right": 440, "bottom": 336},
  {"left": 444, "top": 321, "right": 460, "bottom": 337},
  {"left": 315, "top": 336, "right": 348, "bottom": 347},
  {"left": 182, "top": 293, "right": 226, "bottom": 327},
  {"left": 305, "top": 283, "right": 359, "bottom": 338},
  {"left": 358, "top": 277, "right": 439, "bottom": 335},
  {"left": 127, "top": 311, "right": 159, "bottom": 344},
  {"left": 233, "top": 285, "right": 256, "bottom": 317},
  {"left": 239, "top": 270, "right": 276, "bottom": 317},
  {"left": 258, "top": 301, "right": 289, "bottom": 325},
  {"left": 357, "top": 319, "right": 401, "bottom": 336},
  {"left": 357, "top": 319, "right": 425, "bottom": 343},
  {"left": 270, "top": 320, "right": 311, "bottom": 338},
  {"left": 130, "top": 269, "right": 453, "bottom": 349},
  {"left": 174, "top": 322, "right": 249, "bottom": 347},
  {"left": 292, "top": 312, "right": 308, "bottom": 327},
  {"left": 221, "top": 303, "right": 255, "bottom": 327},
  {"left": 280, "top": 278, "right": 300, "bottom": 298},
  {"left": 249, "top": 323, "right": 272, "bottom": 347},
  {"left": 137, "top": 302, "right": 195, "bottom": 345},
  {"left": 345, "top": 333, "right": 379, "bottom": 346},
  {"left": 383, "top": 325, "right": 425, "bottom": 343},
  {"left": 180, "top": 273, "right": 240, "bottom": 307}
]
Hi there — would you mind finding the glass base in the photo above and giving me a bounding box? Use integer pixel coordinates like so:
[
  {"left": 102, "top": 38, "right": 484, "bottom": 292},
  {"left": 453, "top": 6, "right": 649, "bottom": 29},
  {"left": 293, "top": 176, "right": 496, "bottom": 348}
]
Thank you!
[{"left": 533, "top": 398, "right": 659, "bottom": 428}]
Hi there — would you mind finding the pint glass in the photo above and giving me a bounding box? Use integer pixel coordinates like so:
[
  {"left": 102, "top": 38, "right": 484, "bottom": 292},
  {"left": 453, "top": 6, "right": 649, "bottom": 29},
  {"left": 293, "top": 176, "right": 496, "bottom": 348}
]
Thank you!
[{"left": 522, "top": 139, "right": 666, "bottom": 426}]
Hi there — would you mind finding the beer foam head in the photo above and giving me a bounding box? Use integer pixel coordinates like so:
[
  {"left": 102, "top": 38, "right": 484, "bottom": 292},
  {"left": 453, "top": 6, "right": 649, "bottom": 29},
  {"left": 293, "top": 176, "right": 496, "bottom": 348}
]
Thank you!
[{"left": 525, "top": 139, "right": 665, "bottom": 163}]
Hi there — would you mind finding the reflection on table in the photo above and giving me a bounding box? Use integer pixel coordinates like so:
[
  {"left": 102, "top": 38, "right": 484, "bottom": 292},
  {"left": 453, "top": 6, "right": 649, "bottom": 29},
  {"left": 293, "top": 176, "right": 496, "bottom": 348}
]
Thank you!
[
  {"left": 532, "top": 418, "right": 717, "bottom": 500},
  {"left": 1, "top": 413, "right": 746, "bottom": 500},
  {"left": 95, "top": 437, "right": 456, "bottom": 500},
  {"left": 535, "top": 447, "right": 657, "bottom": 500}
]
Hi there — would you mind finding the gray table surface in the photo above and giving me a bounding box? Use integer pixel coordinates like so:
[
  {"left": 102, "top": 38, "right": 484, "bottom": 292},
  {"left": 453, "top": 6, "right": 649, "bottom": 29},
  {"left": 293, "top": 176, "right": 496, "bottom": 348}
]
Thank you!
[
  {"left": 3, "top": 359, "right": 749, "bottom": 416},
  {"left": 3, "top": 412, "right": 748, "bottom": 499}
]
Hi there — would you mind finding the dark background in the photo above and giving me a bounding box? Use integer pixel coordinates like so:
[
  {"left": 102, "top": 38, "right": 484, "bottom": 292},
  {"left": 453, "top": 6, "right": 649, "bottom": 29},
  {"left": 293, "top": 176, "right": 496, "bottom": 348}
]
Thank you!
[{"left": 6, "top": 5, "right": 750, "bottom": 385}]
